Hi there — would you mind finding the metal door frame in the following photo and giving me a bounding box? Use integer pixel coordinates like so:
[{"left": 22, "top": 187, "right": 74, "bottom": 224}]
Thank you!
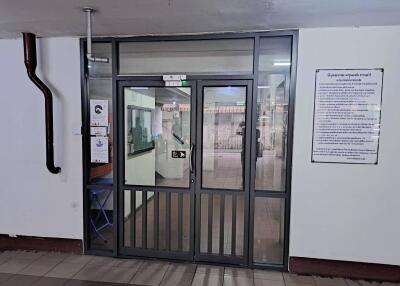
[
  {"left": 194, "top": 80, "right": 253, "bottom": 266},
  {"left": 81, "top": 30, "right": 298, "bottom": 271},
  {"left": 117, "top": 79, "right": 197, "bottom": 260}
]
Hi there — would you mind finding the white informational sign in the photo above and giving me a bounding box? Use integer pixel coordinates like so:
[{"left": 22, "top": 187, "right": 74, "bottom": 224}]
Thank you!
[
  {"left": 312, "top": 69, "right": 383, "bottom": 164},
  {"left": 90, "top": 100, "right": 108, "bottom": 126},
  {"left": 91, "top": 136, "right": 109, "bottom": 163},
  {"left": 90, "top": 126, "right": 108, "bottom": 136}
]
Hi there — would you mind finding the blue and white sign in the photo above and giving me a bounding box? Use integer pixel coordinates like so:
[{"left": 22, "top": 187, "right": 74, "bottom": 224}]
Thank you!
[{"left": 90, "top": 136, "right": 109, "bottom": 163}]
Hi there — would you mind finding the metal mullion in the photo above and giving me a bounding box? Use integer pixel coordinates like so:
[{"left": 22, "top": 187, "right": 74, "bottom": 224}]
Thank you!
[
  {"left": 122, "top": 185, "right": 189, "bottom": 194},
  {"left": 130, "top": 190, "right": 136, "bottom": 248},
  {"left": 254, "top": 190, "right": 288, "bottom": 198},
  {"left": 242, "top": 80, "right": 253, "bottom": 264},
  {"left": 248, "top": 35, "right": 260, "bottom": 267},
  {"left": 198, "top": 188, "right": 244, "bottom": 195},
  {"left": 142, "top": 191, "right": 148, "bottom": 249},
  {"left": 86, "top": 184, "right": 114, "bottom": 190},
  {"left": 166, "top": 192, "right": 171, "bottom": 251},
  {"left": 231, "top": 194, "right": 237, "bottom": 256},
  {"left": 207, "top": 194, "right": 213, "bottom": 254},
  {"left": 154, "top": 192, "right": 159, "bottom": 250},
  {"left": 219, "top": 194, "right": 225, "bottom": 256},
  {"left": 282, "top": 32, "right": 298, "bottom": 271},
  {"left": 178, "top": 193, "right": 183, "bottom": 251}
]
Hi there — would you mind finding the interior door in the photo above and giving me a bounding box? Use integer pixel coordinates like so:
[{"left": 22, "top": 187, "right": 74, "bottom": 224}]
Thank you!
[
  {"left": 195, "top": 80, "right": 253, "bottom": 265},
  {"left": 118, "top": 80, "right": 196, "bottom": 260}
]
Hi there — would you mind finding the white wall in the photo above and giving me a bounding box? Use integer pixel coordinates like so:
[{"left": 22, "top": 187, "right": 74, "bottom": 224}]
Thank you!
[
  {"left": 290, "top": 26, "right": 400, "bottom": 266},
  {"left": 0, "top": 37, "right": 83, "bottom": 239}
]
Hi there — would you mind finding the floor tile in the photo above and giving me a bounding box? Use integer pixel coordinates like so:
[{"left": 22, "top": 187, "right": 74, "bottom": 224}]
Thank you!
[
  {"left": 86, "top": 256, "right": 119, "bottom": 267},
  {"left": 31, "top": 277, "right": 70, "bottom": 286},
  {"left": 167, "top": 263, "right": 197, "bottom": 273},
  {"left": 284, "top": 273, "right": 316, "bottom": 285},
  {"left": 224, "top": 267, "right": 253, "bottom": 278},
  {"left": 160, "top": 271, "right": 194, "bottom": 286},
  {"left": 73, "top": 264, "right": 138, "bottom": 284},
  {"left": 0, "top": 259, "right": 34, "bottom": 274},
  {"left": 8, "top": 251, "right": 43, "bottom": 261},
  {"left": 139, "top": 260, "right": 170, "bottom": 270},
  {"left": 63, "top": 255, "right": 94, "bottom": 265},
  {"left": 40, "top": 252, "right": 69, "bottom": 263},
  {"left": 112, "top": 258, "right": 143, "bottom": 268},
  {"left": 314, "top": 276, "right": 347, "bottom": 286},
  {"left": 195, "top": 265, "right": 224, "bottom": 276},
  {"left": 0, "top": 273, "right": 13, "bottom": 284},
  {"left": 65, "top": 280, "right": 124, "bottom": 286},
  {"left": 253, "top": 270, "right": 283, "bottom": 281},
  {"left": 223, "top": 275, "right": 254, "bottom": 286},
  {"left": 18, "top": 257, "right": 62, "bottom": 276},
  {"left": 254, "top": 279, "right": 285, "bottom": 286},
  {"left": 129, "top": 263, "right": 169, "bottom": 285},
  {"left": 1, "top": 274, "right": 40, "bottom": 286},
  {"left": 45, "top": 262, "right": 86, "bottom": 279},
  {"left": 191, "top": 273, "right": 223, "bottom": 286}
]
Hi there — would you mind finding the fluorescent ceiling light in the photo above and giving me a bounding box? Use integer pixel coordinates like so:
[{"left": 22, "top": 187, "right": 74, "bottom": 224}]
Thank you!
[
  {"left": 273, "top": 62, "right": 291, "bottom": 66},
  {"left": 258, "top": 85, "right": 270, "bottom": 89}
]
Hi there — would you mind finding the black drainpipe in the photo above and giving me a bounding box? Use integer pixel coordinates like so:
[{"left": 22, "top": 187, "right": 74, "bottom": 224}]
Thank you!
[{"left": 22, "top": 32, "right": 61, "bottom": 174}]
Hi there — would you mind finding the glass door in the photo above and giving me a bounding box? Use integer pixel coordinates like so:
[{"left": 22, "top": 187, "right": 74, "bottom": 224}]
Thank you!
[
  {"left": 118, "top": 80, "right": 196, "bottom": 260},
  {"left": 195, "top": 80, "right": 253, "bottom": 265}
]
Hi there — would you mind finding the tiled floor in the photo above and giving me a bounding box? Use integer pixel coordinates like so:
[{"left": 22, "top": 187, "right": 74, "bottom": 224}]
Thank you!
[{"left": 0, "top": 251, "right": 398, "bottom": 286}]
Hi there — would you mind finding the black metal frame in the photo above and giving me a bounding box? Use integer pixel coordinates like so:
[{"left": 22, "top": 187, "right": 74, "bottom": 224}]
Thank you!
[{"left": 80, "top": 30, "right": 298, "bottom": 270}]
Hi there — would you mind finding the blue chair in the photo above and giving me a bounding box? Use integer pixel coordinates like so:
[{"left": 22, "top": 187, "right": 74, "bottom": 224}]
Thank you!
[{"left": 90, "top": 188, "right": 113, "bottom": 243}]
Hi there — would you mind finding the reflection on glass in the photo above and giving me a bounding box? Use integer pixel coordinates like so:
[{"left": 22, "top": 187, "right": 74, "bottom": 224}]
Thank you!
[
  {"left": 127, "top": 106, "right": 154, "bottom": 155},
  {"left": 202, "top": 86, "right": 246, "bottom": 190},
  {"left": 119, "top": 39, "right": 253, "bottom": 75},
  {"left": 253, "top": 197, "right": 285, "bottom": 264},
  {"left": 255, "top": 37, "right": 292, "bottom": 191},
  {"left": 124, "top": 87, "right": 191, "bottom": 188}
]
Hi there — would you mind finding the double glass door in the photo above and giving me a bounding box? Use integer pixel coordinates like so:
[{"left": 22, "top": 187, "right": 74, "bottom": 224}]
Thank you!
[{"left": 118, "top": 79, "right": 252, "bottom": 265}]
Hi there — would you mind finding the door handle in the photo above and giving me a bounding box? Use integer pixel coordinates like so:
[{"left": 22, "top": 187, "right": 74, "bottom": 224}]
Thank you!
[{"left": 189, "top": 144, "right": 195, "bottom": 173}]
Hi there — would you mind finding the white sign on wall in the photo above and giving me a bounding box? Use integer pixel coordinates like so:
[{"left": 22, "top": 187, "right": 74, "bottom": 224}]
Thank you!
[
  {"left": 90, "top": 136, "right": 109, "bottom": 163},
  {"left": 90, "top": 99, "right": 108, "bottom": 126},
  {"left": 312, "top": 69, "right": 383, "bottom": 164}
]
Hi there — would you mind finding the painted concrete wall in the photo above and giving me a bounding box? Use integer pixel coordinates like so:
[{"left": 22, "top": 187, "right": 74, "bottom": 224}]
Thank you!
[
  {"left": 290, "top": 26, "right": 400, "bottom": 266},
  {"left": 0, "top": 37, "right": 83, "bottom": 239}
]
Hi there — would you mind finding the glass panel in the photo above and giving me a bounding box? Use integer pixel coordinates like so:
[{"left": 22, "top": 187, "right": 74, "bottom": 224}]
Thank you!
[
  {"left": 88, "top": 188, "right": 113, "bottom": 250},
  {"left": 88, "top": 79, "right": 113, "bottom": 184},
  {"left": 124, "top": 87, "right": 191, "bottom": 187},
  {"left": 88, "top": 43, "right": 112, "bottom": 77},
  {"left": 255, "top": 37, "right": 292, "bottom": 191},
  {"left": 119, "top": 39, "right": 253, "bottom": 75},
  {"left": 253, "top": 197, "right": 285, "bottom": 264},
  {"left": 202, "top": 86, "right": 246, "bottom": 190}
]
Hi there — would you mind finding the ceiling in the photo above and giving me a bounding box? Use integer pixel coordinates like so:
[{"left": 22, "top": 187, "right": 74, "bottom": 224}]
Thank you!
[{"left": 0, "top": 0, "right": 400, "bottom": 39}]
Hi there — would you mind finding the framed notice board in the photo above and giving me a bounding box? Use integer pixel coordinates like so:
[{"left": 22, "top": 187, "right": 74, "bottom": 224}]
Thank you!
[{"left": 311, "top": 69, "right": 383, "bottom": 164}]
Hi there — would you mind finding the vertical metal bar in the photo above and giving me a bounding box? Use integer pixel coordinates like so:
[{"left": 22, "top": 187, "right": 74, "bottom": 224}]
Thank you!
[
  {"left": 111, "top": 39, "right": 119, "bottom": 256},
  {"left": 154, "top": 192, "right": 159, "bottom": 250},
  {"left": 219, "top": 194, "right": 225, "bottom": 256},
  {"left": 178, "top": 192, "right": 183, "bottom": 251},
  {"left": 207, "top": 193, "right": 213, "bottom": 254},
  {"left": 142, "top": 191, "right": 147, "bottom": 249},
  {"left": 283, "top": 32, "right": 298, "bottom": 271},
  {"left": 166, "top": 192, "right": 171, "bottom": 251},
  {"left": 130, "top": 190, "right": 136, "bottom": 247},
  {"left": 231, "top": 194, "right": 237, "bottom": 256},
  {"left": 248, "top": 35, "right": 260, "bottom": 266},
  {"left": 80, "top": 39, "right": 90, "bottom": 252}
]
